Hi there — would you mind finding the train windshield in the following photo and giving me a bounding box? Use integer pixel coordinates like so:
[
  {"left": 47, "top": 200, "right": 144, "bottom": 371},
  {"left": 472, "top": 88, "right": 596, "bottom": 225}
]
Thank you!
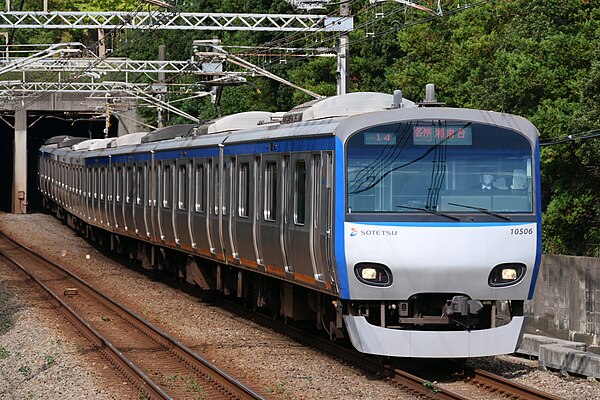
[{"left": 346, "top": 121, "right": 534, "bottom": 216}]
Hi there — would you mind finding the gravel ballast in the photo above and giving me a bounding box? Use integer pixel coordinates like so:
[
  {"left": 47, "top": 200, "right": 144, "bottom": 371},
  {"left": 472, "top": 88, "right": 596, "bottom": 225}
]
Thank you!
[{"left": 2, "top": 212, "right": 600, "bottom": 399}]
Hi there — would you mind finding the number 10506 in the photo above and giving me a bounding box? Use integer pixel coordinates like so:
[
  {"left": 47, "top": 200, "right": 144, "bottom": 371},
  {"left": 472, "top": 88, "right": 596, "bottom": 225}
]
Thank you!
[{"left": 510, "top": 227, "right": 533, "bottom": 235}]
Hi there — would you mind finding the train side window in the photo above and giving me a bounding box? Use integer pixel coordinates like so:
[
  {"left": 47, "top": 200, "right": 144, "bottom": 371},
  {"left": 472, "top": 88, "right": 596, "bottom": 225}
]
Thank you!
[
  {"left": 194, "top": 163, "right": 205, "bottom": 212},
  {"left": 87, "top": 169, "right": 91, "bottom": 198},
  {"left": 136, "top": 167, "right": 143, "bottom": 205},
  {"left": 116, "top": 166, "right": 123, "bottom": 203},
  {"left": 107, "top": 167, "right": 113, "bottom": 202},
  {"left": 178, "top": 164, "right": 187, "bottom": 210},
  {"left": 213, "top": 162, "right": 220, "bottom": 215},
  {"left": 146, "top": 164, "right": 152, "bottom": 207},
  {"left": 294, "top": 160, "right": 306, "bottom": 225},
  {"left": 163, "top": 164, "right": 171, "bottom": 208},
  {"left": 239, "top": 162, "right": 249, "bottom": 218},
  {"left": 93, "top": 168, "right": 98, "bottom": 200},
  {"left": 126, "top": 167, "right": 132, "bottom": 203},
  {"left": 264, "top": 161, "right": 277, "bottom": 221}
]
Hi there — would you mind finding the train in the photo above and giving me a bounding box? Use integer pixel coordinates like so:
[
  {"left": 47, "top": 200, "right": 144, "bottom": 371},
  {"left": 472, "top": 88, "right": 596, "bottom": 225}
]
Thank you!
[{"left": 38, "top": 87, "right": 541, "bottom": 358}]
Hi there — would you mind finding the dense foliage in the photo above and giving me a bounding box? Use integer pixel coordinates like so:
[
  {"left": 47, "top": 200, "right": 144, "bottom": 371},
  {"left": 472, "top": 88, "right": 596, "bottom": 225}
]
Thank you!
[{"left": 12, "top": 0, "right": 600, "bottom": 255}]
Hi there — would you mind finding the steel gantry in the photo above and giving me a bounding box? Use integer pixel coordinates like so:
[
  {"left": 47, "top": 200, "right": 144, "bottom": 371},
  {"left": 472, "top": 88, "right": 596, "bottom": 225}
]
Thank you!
[{"left": 0, "top": 11, "right": 352, "bottom": 32}]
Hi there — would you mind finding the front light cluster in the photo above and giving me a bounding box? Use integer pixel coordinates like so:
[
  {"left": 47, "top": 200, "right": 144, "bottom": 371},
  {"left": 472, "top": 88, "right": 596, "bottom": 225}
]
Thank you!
[
  {"left": 488, "top": 263, "right": 526, "bottom": 287},
  {"left": 354, "top": 263, "right": 392, "bottom": 287}
]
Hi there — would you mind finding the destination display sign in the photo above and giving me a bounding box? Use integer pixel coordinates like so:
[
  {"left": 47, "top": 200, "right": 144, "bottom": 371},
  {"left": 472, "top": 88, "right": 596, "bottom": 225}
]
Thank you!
[{"left": 413, "top": 126, "right": 472, "bottom": 146}]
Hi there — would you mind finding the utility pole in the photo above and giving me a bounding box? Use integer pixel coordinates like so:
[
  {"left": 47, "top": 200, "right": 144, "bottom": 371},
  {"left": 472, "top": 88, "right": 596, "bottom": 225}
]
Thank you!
[{"left": 337, "top": 0, "right": 350, "bottom": 95}]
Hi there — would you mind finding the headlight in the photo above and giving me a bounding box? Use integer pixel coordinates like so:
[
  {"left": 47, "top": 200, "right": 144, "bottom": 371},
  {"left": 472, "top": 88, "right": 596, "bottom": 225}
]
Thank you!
[
  {"left": 354, "top": 263, "right": 392, "bottom": 287},
  {"left": 489, "top": 263, "right": 526, "bottom": 287}
]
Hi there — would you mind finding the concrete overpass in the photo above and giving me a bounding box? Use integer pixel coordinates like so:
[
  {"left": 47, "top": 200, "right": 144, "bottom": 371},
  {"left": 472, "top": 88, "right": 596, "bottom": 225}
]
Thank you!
[{"left": 1, "top": 92, "right": 144, "bottom": 214}]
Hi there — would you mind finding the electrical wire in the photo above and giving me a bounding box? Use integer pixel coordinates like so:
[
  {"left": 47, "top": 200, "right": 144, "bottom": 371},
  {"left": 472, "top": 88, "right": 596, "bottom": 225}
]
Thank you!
[{"left": 540, "top": 129, "right": 600, "bottom": 147}]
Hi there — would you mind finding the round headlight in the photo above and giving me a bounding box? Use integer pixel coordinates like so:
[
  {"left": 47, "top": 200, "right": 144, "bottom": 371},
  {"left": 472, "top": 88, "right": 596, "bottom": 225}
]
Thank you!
[
  {"left": 489, "top": 263, "right": 526, "bottom": 287},
  {"left": 354, "top": 263, "right": 392, "bottom": 287}
]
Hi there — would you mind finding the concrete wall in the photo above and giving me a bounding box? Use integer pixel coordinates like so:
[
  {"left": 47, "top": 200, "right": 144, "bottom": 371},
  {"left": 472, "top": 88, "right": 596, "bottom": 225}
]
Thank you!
[{"left": 526, "top": 255, "right": 600, "bottom": 347}]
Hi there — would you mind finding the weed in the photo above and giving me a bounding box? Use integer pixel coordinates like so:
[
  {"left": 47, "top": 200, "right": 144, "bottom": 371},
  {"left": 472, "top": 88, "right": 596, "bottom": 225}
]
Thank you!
[
  {"left": 423, "top": 380, "right": 441, "bottom": 394},
  {"left": 0, "top": 316, "right": 13, "bottom": 333},
  {"left": 0, "top": 346, "right": 9, "bottom": 359},
  {"left": 137, "top": 389, "right": 149, "bottom": 400},
  {"left": 100, "top": 315, "right": 111, "bottom": 322},
  {"left": 44, "top": 353, "right": 59, "bottom": 368},
  {"left": 266, "top": 379, "right": 292, "bottom": 399},
  {"left": 182, "top": 375, "right": 206, "bottom": 399},
  {"left": 18, "top": 364, "right": 31, "bottom": 377}
]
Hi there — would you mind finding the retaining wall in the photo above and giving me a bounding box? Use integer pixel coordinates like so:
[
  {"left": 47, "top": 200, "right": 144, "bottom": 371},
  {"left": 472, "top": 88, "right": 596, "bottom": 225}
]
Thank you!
[{"left": 526, "top": 254, "right": 600, "bottom": 348}]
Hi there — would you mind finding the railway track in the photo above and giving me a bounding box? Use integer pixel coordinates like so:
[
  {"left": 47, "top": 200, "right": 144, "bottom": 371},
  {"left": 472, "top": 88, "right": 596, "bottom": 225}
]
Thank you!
[
  {"left": 0, "top": 231, "right": 264, "bottom": 400},
  {"left": 199, "top": 283, "right": 563, "bottom": 400}
]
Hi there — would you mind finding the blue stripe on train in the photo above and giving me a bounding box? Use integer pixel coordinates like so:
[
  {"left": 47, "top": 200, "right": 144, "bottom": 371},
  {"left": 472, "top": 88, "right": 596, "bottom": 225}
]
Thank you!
[{"left": 84, "top": 136, "right": 335, "bottom": 165}]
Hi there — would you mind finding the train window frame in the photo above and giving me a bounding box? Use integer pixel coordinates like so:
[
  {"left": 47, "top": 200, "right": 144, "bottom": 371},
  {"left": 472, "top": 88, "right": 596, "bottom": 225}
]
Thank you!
[
  {"left": 194, "top": 163, "right": 205, "bottom": 213},
  {"left": 178, "top": 163, "right": 187, "bottom": 211},
  {"left": 294, "top": 159, "right": 306, "bottom": 226},
  {"left": 264, "top": 160, "right": 277, "bottom": 221},
  {"left": 238, "top": 162, "right": 249, "bottom": 218}
]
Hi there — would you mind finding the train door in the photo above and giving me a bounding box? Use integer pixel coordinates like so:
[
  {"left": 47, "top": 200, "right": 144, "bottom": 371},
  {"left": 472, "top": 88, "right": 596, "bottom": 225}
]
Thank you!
[
  {"left": 147, "top": 157, "right": 158, "bottom": 241},
  {"left": 174, "top": 158, "right": 192, "bottom": 247},
  {"left": 90, "top": 167, "right": 97, "bottom": 223},
  {"left": 310, "top": 152, "right": 334, "bottom": 284},
  {"left": 133, "top": 164, "right": 144, "bottom": 236},
  {"left": 107, "top": 163, "right": 116, "bottom": 230},
  {"left": 283, "top": 155, "right": 314, "bottom": 279},
  {"left": 257, "top": 155, "right": 286, "bottom": 271},
  {"left": 190, "top": 159, "right": 211, "bottom": 255},
  {"left": 208, "top": 156, "right": 226, "bottom": 261},
  {"left": 123, "top": 166, "right": 134, "bottom": 233},
  {"left": 234, "top": 156, "right": 257, "bottom": 267},
  {"left": 225, "top": 156, "right": 238, "bottom": 263},
  {"left": 158, "top": 161, "right": 176, "bottom": 244},
  {"left": 114, "top": 165, "right": 125, "bottom": 232}
]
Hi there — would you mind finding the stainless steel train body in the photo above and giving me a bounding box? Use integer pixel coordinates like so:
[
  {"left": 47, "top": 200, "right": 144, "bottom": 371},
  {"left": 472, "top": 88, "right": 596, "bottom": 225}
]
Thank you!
[{"left": 38, "top": 91, "right": 542, "bottom": 358}]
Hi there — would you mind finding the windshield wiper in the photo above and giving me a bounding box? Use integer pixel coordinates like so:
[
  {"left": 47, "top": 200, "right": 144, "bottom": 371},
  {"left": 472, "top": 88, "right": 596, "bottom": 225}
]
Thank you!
[
  {"left": 447, "top": 202, "right": 511, "bottom": 221},
  {"left": 396, "top": 205, "right": 460, "bottom": 221}
]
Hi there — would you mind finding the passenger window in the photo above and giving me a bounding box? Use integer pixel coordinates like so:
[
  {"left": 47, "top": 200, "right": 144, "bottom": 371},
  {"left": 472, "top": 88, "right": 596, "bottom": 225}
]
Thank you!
[
  {"left": 178, "top": 164, "right": 187, "bottom": 210},
  {"left": 116, "top": 167, "right": 123, "bottom": 203},
  {"left": 163, "top": 164, "right": 171, "bottom": 208},
  {"left": 126, "top": 167, "right": 132, "bottom": 203},
  {"left": 264, "top": 161, "right": 277, "bottom": 221},
  {"left": 294, "top": 160, "right": 306, "bottom": 225},
  {"left": 239, "top": 162, "right": 249, "bottom": 218},
  {"left": 195, "top": 164, "right": 205, "bottom": 213},
  {"left": 93, "top": 168, "right": 98, "bottom": 200},
  {"left": 136, "top": 167, "right": 143, "bottom": 205}
]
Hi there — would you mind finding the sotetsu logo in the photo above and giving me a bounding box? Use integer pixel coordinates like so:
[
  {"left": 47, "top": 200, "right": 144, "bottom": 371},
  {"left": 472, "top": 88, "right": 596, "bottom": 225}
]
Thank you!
[{"left": 349, "top": 228, "right": 397, "bottom": 237}]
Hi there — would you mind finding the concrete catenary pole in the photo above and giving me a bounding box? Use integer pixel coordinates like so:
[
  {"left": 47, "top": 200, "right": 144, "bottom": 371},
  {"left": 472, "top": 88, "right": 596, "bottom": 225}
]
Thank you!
[{"left": 337, "top": 0, "right": 350, "bottom": 95}]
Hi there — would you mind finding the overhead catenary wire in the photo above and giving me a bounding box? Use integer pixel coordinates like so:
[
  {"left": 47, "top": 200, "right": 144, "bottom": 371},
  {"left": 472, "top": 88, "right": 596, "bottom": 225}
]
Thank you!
[{"left": 540, "top": 129, "right": 600, "bottom": 147}]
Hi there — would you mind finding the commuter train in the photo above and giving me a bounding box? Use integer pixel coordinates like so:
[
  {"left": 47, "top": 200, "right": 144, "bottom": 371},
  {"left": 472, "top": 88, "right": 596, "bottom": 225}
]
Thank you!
[{"left": 38, "top": 88, "right": 541, "bottom": 358}]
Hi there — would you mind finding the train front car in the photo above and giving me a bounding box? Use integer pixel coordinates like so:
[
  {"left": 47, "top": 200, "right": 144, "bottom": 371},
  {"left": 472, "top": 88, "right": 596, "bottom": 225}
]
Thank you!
[{"left": 336, "top": 107, "right": 541, "bottom": 358}]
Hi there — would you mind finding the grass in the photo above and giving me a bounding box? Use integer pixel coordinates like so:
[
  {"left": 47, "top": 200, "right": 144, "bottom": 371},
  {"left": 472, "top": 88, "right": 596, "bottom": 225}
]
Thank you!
[
  {"left": 181, "top": 375, "right": 207, "bottom": 399},
  {"left": 44, "top": 352, "right": 59, "bottom": 368},
  {"left": 18, "top": 364, "right": 31, "bottom": 377}
]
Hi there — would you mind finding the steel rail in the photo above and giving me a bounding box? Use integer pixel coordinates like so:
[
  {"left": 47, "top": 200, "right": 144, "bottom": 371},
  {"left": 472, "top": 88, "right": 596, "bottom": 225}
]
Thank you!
[
  {"left": 0, "top": 231, "right": 265, "bottom": 400},
  {"left": 467, "top": 368, "right": 563, "bottom": 400},
  {"left": 0, "top": 235, "right": 170, "bottom": 400}
]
